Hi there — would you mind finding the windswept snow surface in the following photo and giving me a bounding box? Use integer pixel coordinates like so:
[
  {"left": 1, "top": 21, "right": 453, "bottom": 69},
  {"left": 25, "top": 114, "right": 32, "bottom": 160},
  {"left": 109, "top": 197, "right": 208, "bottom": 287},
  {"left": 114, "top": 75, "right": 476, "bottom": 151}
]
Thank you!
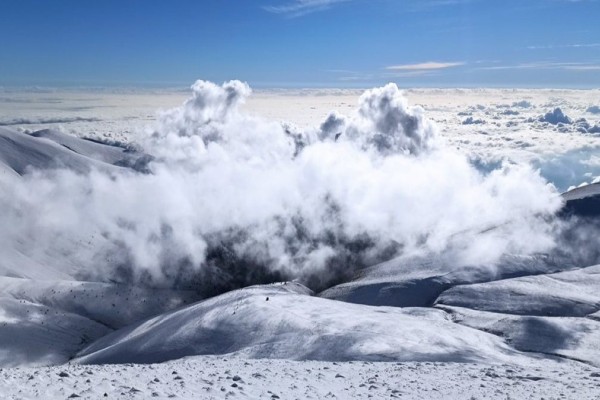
[{"left": 3, "top": 356, "right": 600, "bottom": 400}]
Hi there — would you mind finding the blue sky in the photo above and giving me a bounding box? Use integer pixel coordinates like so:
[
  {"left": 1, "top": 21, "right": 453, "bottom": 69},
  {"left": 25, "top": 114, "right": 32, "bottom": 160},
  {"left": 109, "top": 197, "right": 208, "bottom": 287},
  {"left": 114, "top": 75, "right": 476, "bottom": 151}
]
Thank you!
[{"left": 0, "top": 0, "right": 599, "bottom": 88}]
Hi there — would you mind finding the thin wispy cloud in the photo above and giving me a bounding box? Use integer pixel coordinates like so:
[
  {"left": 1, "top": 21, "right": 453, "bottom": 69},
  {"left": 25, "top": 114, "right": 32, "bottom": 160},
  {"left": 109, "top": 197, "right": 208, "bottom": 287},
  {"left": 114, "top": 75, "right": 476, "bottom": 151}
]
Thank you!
[
  {"left": 527, "top": 43, "right": 600, "bottom": 50},
  {"left": 386, "top": 62, "right": 465, "bottom": 71},
  {"left": 264, "top": 0, "right": 351, "bottom": 17},
  {"left": 327, "top": 62, "right": 465, "bottom": 82},
  {"left": 564, "top": 65, "right": 600, "bottom": 71},
  {"left": 406, "top": 0, "right": 476, "bottom": 12},
  {"left": 383, "top": 70, "right": 437, "bottom": 78},
  {"left": 479, "top": 61, "right": 600, "bottom": 71}
]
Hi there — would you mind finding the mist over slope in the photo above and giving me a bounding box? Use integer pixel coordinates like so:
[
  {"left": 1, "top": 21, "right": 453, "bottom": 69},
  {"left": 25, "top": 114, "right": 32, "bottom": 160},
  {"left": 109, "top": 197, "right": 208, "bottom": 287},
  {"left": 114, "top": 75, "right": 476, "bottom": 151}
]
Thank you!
[{"left": 0, "top": 80, "right": 579, "bottom": 294}]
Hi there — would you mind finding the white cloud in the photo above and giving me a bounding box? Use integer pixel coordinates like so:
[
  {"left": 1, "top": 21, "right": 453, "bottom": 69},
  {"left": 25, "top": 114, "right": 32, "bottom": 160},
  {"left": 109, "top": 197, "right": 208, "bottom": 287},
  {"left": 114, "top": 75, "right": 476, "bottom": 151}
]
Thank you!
[
  {"left": 564, "top": 65, "right": 600, "bottom": 71},
  {"left": 0, "top": 81, "right": 565, "bottom": 292},
  {"left": 386, "top": 62, "right": 465, "bottom": 71},
  {"left": 264, "top": 0, "right": 350, "bottom": 17},
  {"left": 527, "top": 43, "right": 600, "bottom": 50},
  {"left": 479, "top": 61, "right": 600, "bottom": 71}
]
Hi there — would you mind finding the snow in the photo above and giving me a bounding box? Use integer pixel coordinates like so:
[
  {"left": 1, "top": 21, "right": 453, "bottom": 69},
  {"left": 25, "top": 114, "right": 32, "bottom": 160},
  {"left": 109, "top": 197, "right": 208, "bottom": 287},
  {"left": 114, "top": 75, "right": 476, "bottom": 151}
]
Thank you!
[
  {"left": 0, "top": 127, "right": 103, "bottom": 175},
  {"left": 29, "top": 129, "right": 149, "bottom": 170},
  {"left": 3, "top": 356, "right": 600, "bottom": 400},
  {"left": 440, "top": 305, "right": 600, "bottom": 367},
  {"left": 0, "top": 127, "right": 146, "bottom": 176},
  {"left": 74, "top": 282, "right": 526, "bottom": 365},
  {"left": 0, "top": 277, "right": 198, "bottom": 329},
  {"left": 562, "top": 182, "right": 600, "bottom": 216},
  {"left": 0, "top": 277, "right": 198, "bottom": 368},
  {"left": 563, "top": 181, "right": 600, "bottom": 201},
  {"left": 436, "top": 264, "right": 600, "bottom": 317},
  {"left": 0, "top": 297, "right": 110, "bottom": 368},
  {"left": 319, "top": 254, "right": 568, "bottom": 307}
]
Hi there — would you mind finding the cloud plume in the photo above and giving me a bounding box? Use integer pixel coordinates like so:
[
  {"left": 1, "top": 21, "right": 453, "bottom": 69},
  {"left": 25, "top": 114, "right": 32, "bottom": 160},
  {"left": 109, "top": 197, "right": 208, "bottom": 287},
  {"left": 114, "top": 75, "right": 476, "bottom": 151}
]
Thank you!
[{"left": 0, "top": 80, "right": 566, "bottom": 293}]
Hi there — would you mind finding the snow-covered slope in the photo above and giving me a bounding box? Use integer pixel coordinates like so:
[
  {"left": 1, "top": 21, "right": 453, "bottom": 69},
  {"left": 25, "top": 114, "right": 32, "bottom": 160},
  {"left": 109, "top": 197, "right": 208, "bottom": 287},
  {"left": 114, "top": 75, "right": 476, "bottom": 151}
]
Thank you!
[
  {"left": 0, "top": 247, "right": 74, "bottom": 281},
  {"left": 440, "top": 305, "right": 600, "bottom": 367},
  {"left": 0, "top": 297, "right": 110, "bottom": 367},
  {"left": 0, "top": 127, "right": 110, "bottom": 174},
  {"left": 0, "top": 277, "right": 199, "bottom": 368},
  {"left": 319, "top": 254, "right": 567, "bottom": 307},
  {"left": 30, "top": 129, "right": 150, "bottom": 170},
  {"left": 562, "top": 182, "right": 600, "bottom": 216},
  {"left": 436, "top": 264, "right": 600, "bottom": 317},
  {"left": 74, "top": 282, "right": 527, "bottom": 365},
  {"left": 563, "top": 182, "right": 600, "bottom": 202},
  {"left": 0, "top": 127, "right": 148, "bottom": 175},
  {"left": 0, "top": 277, "right": 198, "bottom": 329}
]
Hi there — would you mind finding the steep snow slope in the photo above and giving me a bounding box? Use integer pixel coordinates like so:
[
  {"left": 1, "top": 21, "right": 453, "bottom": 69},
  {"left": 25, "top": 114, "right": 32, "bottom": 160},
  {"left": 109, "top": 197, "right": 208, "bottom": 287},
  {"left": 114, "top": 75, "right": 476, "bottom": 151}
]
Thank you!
[
  {"left": 436, "top": 264, "right": 600, "bottom": 317},
  {"left": 0, "top": 297, "right": 110, "bottom": 367},
  {"left": 0, "top": 277, "right": 199, "bottom": 368},
  {"left": 74, "top": 282, "right": 527, "bottom": 365},
  {"left": 0, "top": 277, "right": 198, "bottom": 329}
]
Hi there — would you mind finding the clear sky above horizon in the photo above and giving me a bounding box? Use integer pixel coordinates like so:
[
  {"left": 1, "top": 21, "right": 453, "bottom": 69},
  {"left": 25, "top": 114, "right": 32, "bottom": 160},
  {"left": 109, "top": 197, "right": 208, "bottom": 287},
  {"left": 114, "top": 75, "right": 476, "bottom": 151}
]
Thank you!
[{"left": 1, "top": 0, "right": 599, "bottom": 88}]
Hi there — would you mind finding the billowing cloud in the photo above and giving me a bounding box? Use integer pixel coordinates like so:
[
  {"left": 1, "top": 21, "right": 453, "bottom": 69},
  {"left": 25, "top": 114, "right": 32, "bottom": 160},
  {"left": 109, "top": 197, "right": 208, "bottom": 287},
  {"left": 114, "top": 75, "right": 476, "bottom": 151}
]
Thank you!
[
  {"left": 539, "top": 108, "right": 572, "bottom": 125},
  {"left": 0, "top": 80, "right": 565, "bottom": 294}
]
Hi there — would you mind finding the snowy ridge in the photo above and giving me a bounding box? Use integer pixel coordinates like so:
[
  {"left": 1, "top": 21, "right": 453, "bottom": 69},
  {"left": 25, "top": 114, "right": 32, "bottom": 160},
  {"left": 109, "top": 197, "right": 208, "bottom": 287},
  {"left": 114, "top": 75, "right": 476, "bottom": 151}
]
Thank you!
[
  {"left": 436, "top": 264, "right": 600, "bottom": 317},
  {"left": 0, "top": 127, "right": 148, "bottom": 176},
  {"left": 74, "top": 282, "right": 527, "bottom": 365},
  {"left": 562, "top": 182, "right": 600, "bottom": 216},
  {"left": 319, "top": 254, "right": 566, "bottom": 307},
  {"left": 563, "top": 182, "right": 600, "bottom": 201},
  {"left": 439, "top": 305, "right": 600, "bottom": 367}
]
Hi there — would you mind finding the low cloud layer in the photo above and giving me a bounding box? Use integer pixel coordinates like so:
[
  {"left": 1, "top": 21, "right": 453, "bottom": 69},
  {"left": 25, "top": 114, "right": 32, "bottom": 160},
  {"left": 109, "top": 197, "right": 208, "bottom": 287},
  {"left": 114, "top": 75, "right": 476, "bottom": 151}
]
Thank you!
[
  {"left": 0, "top": 117, "right": 101, "bottom": 126},
  {"left": 0, "top": 81, "right": 569, "bottom": 293}
]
